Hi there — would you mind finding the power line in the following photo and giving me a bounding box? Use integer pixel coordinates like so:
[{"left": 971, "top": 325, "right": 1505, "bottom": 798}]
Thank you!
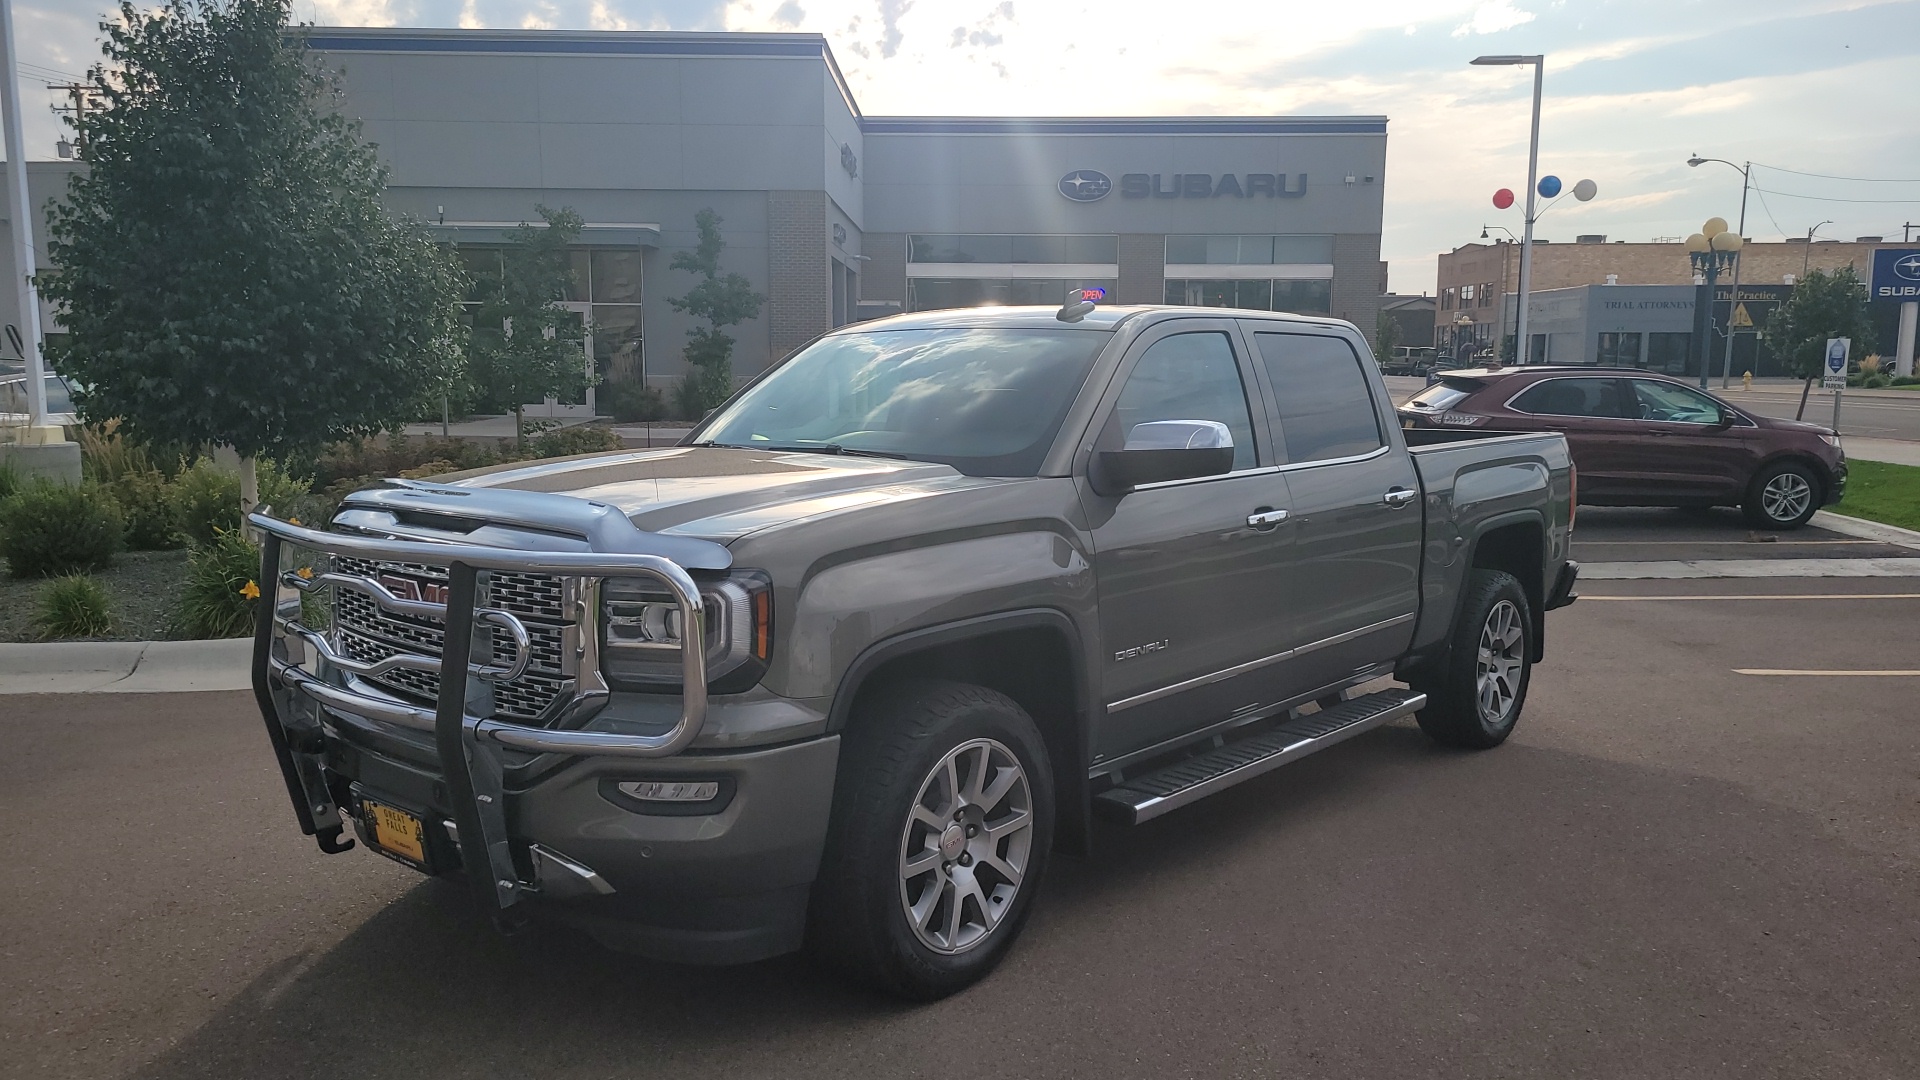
[
  {"left": 1751, "top": 186, "right": 1920, "bottom": 205},
  {"left": 1753, "top": 162, "right": 1920, "bottom": 184}
]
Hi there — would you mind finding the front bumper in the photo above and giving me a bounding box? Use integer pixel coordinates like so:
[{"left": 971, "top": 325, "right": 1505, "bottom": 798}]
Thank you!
[{"left": 247, "top": 513, "right": 836, "bottom": 964}]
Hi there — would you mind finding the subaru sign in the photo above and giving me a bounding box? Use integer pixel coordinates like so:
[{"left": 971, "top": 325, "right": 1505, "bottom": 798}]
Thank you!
[{"left": 1869, "top": 248, "right": 1920, "bottom": 301}]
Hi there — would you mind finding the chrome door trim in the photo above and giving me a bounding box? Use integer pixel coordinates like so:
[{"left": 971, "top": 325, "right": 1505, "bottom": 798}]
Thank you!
[
  {"left": 1271, "top": 443, "right": 1391, "bottom": 474},
  {"left": 1105, "top": 612, "right": 1414, "bottom": 714}
]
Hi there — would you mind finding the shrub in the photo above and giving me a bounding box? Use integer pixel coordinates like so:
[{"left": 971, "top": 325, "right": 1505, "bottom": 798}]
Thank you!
[
  {"left": 1864, "top": 374, "right": 1892, "bottom": 389},
  {"left": 174, "top": 458, "right": 310, "bottom": 547},
  {"left": 312, "top": 434, "right": 505, "bottom": 490},
  {"left": 1893, "top": 375, "right": 1919, "bottom": 387},
  {"left": 35, "top": 574, "right": 114, "bottom": 639},
  {"left": 531, "top": 423, "right": 623, "bottom": 458},
  {"left": 0, "top": 458, "right": 21, "bottom": 501},
  {"left": 112, "top": 468, "right": 184, "bottom": 550},
  {"left": 601, "top": 380, "right": 667, "bottom": 423},
  {"left": 177, "top": 528, "right": 266, "bottom": 638},
  {"left": 0, "top": 481, "right": 124, "bottom": 578}
]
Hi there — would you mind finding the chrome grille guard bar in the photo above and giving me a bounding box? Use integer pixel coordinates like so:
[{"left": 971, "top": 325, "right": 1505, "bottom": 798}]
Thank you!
[{"left": 246, "top": 512, "right": 710, "bottom": 923}]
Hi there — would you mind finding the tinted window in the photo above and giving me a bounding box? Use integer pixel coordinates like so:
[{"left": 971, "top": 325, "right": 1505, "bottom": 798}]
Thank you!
[
  {"left": 1510, "top": 378, "right": 1631, "bottom": 418},
  {"left": 700, "top": 327, "right": 1110, "bottom": 476},
  {"left": 1106, "top": 332, "right": 1256, "bottom": 471},
  {"left": 1632, "top": 380, "right": 1723, "bottom": 423},
  {"left": 1255, "top": 333, "right": 1384, "bottom": 464}
]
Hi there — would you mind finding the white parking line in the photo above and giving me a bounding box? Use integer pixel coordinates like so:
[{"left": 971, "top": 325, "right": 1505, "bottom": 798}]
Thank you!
[
  {"left": 1582, "top": 593, "right": 1920, "bottom": 601},
  {"left": 1734, "top": 669, "right": 1920, "bottom": 676}
]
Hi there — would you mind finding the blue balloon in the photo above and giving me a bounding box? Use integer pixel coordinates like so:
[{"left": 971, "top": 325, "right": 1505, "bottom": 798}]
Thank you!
[{"left": 1537, "top": 175, "right": 1563, "bottom": 198}]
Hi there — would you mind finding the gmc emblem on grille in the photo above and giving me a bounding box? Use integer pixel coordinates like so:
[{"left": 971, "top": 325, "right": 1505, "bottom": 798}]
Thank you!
[{"left": 379, "top": 573, "right": 448, "bottom": 605}]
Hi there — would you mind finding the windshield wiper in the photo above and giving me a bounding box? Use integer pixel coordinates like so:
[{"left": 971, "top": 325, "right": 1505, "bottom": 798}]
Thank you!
[{"left": 698, "top": 441, "right": 920, "bottom": 461}]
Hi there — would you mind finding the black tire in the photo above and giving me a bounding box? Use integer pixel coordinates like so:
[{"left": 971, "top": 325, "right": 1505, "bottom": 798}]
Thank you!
[
  {"left": 1412, "top": 569, "right": 1532, "bottom": 749},
  {"left": 1742, "top": 460, "right": 1821, "bottom": 529},
  {"left": 808, "top": 680, "right": 1055, "bottom": 1000}
]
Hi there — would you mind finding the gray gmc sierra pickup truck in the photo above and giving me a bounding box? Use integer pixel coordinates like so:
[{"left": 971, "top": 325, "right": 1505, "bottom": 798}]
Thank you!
[{"left": 249, "top": 303, "right": 1578, "bottom": 999}]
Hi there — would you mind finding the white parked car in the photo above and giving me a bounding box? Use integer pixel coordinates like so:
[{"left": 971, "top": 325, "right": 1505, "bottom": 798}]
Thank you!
[{"left": 0, "top": 366, "right": 80, "bottom": 427}]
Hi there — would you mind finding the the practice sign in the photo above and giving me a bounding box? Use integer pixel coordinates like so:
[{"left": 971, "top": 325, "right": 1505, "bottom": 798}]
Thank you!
[{"left": 1869, "top": 248, "right": 1920, "bottom": 301}]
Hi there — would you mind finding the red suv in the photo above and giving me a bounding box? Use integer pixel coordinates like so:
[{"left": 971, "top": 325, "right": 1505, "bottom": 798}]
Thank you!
[{"left": 1398, "top": 366, "right": 1846, "bottom": 528}]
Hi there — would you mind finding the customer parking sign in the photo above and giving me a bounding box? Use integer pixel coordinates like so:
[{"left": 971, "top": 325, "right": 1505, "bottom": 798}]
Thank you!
[{"left": 1823, "top": 337, "right": 1850, "bottom": 390}]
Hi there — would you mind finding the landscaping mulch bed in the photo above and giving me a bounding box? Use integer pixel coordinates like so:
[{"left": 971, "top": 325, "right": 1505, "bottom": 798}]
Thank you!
[{"left": 0, "top": 549, "right": 193, "bottom": 643}]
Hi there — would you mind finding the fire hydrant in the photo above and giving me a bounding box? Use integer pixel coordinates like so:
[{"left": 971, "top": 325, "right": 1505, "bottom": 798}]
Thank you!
[{"left": 1742, "top": 370, "right": 1753, "bottom": 392}]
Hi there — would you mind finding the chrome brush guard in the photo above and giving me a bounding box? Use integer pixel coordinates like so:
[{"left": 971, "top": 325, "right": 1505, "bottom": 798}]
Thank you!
[{"left": 246, "top": 512, "right": 711, "bottom": 922}]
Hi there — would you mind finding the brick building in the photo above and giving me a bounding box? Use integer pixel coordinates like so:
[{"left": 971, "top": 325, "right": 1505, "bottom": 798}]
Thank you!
[{"left": 1435, "top": 235, "right": 1893, "bottom": 360}]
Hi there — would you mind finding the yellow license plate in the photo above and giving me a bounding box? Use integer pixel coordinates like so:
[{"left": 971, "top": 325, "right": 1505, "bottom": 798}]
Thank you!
[{"left": 364, "top": 800, "right": 426, "bottom": 864}]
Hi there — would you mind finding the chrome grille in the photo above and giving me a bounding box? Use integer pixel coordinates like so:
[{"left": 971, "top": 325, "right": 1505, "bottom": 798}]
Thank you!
[{"left": 330, "top": 555, "right": 573, "bottom": 721}]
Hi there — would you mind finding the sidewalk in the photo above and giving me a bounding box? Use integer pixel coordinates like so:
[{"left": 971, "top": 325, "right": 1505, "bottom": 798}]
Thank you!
[{"left": 1846, "top": 438, "right": 1920, "bottom": 467}]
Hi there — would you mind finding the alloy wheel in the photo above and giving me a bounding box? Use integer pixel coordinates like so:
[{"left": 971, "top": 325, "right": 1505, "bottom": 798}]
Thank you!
[
  {"left": 897, "top": 738, "right": 1034, "bottom": 955},
  {"left": 1475, "top": 599, "right": 1525, "bottom": 725},
  {"left": 1761, "top": 472, "right": 1813, "bottom": 523}
]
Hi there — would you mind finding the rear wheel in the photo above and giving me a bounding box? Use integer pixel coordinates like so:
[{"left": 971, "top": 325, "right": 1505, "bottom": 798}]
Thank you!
[
  {"left": 1413, "top": 569, "right": 1532, "bottom": 749},
  {"left": 809, "top": 680, "right": 1054, "bottom": 1000},
  {"left": 1743, "top": 461, "right": 1820, "bottom": 529}
]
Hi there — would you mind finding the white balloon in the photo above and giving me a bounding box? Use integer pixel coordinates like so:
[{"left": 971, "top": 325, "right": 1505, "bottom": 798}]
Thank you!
[{"left": 1573, "top": 178, "right": 1598, "bottom": 202}]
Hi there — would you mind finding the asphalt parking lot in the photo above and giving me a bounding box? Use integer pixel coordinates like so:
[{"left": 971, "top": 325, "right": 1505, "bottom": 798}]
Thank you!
[{"left": 5, "top": 555, "right": 1918, "bottom": 1079}]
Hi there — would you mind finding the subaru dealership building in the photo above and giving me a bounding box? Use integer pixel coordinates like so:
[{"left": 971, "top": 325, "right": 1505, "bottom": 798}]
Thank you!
[{"left": 307, "top": 28, "right": 1390, "bottom": 391}]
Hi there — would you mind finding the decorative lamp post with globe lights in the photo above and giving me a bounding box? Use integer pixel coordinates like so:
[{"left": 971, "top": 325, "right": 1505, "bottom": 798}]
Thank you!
[{"left": 1686, "top": 218, "right": 1743, "bottom": 390}]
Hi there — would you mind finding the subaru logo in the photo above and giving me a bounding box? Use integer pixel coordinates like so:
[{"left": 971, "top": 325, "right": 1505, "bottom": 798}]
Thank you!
[
  {"left": 1896, "top": 253, "right": 1920, "bottom": 281},
  {"left": 1058, "top": 170, "right": 1111, "bottom": 202}
]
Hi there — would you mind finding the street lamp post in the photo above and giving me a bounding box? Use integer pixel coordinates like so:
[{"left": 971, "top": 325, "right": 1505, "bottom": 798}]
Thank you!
[
  {"left": 1482, "top": 225, "right": 1519, "bottom": 360},
  {"left": 1688, "top": 156, "right": 1750, "bottom": 387},
  {"left": 1686, "top": 218, "right": 1742, "bottom": 390},
  {"left": 1472, "top": 54, "right": 1545, "bottom": 363}
]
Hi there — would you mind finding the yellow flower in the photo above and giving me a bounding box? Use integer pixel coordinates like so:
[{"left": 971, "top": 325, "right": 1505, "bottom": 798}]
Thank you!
[
  {"left": 295, "top": 566, "right": 314, "bottom": 580},
  {"left": 239, "top": 580, "right": 261, "bottom": 600}
]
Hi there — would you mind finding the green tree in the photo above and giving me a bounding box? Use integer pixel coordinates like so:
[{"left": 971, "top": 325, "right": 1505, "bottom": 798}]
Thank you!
[
  {"left": 667, "top": 209, "right": 765, "bottom": 418},
  {"left": 1759, "top": 266, "right": 1876, "bottom": 418},
  {"left": 465, "top": 205, "right": 589, "bottom": 447},
  {"left": 1374, "top": 310, "right": 1403, "bottom": 360},
  {"left": 42, "top": 0, "right": 466, "bottom": 511}
]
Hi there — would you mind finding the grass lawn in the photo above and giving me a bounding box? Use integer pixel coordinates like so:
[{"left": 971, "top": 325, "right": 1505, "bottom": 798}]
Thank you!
[
  {"left": 1830, "top": 459, "right": 1920, "bottom": 532},
  {"left": 0, "top": 549, "right": 192, "bottom": 643}
]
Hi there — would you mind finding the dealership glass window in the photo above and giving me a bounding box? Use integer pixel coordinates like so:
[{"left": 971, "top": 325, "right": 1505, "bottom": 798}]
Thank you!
[
  {"left": 457, "top": 244, "right": 646, "bottom": 382},
  {"left": 907, "top": 235, "right": 1118, "bottom": 264},
  {"left": 1595, "top": 332, "right": 1642, "bottom": 367},
  {"left": 907, "top": 278, "right": 1118, "bottom": 311},
  {"left": 1163, "top": 234, "right": 1333, "bottom": 265},
  {"left": 1254, "top": 333, "right": 1384, "bottom": 464},
  {"left": 1164, "top": 279, "right": 1331, "bottom": 315},
  {"left": 1644, "top": 332, "right": 1691, "bottom": 374}
]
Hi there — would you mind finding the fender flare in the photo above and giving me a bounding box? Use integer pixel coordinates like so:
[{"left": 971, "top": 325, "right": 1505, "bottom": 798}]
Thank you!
[{"left": 826, "top": 607, "right": 1097, "bottom": 854}]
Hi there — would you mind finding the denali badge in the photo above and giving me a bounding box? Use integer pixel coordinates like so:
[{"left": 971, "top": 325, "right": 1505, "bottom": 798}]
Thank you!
[{"left": 1115, "top": 639, "right": 1169, "bottom": 662}]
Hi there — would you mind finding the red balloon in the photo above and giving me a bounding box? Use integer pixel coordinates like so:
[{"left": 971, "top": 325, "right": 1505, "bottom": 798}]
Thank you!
[{"left": 1492, "top": 188, "right": 1515, "bottom": 210}]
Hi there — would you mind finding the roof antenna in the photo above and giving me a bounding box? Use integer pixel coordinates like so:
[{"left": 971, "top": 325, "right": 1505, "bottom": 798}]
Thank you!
[{"left": 1056, "top": 286, "right": 1105, "bottom": 323}]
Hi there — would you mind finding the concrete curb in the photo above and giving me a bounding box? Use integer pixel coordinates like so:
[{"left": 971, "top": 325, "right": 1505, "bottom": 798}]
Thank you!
[
  {"left": 1811, "top": 510, "right": 1920, "bottom": 550},
  {"left": 1582, "top": 557, "right": 1920, "bottom": 580},
  {"left": 0, "top": 639, "right": 251, "bottom": 695}
]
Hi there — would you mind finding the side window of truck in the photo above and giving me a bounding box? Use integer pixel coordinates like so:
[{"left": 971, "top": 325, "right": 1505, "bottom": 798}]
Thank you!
[
  {"left": 1254, "top": 333, "right": 1385, "bottom": 464},
  {"left": 1106, "top": 332, "right": 1258, "bottom": 471}
]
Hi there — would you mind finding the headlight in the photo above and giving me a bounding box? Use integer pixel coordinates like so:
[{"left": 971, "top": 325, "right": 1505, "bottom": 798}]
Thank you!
[
  {"left": 1820, "top": 433, "right": 1841, "bottom": 448},
  {"left": 601, "top": 570, "right": 772, "bottom": 694}
]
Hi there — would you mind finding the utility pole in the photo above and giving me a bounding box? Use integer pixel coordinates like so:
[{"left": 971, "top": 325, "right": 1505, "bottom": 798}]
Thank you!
[{"left": 48, "top": 82, "right": 92, "bottom": 157}]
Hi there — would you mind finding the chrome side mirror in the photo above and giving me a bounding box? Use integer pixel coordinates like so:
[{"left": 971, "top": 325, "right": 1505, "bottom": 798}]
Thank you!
[{"left": 1090, "top": 420, "right": 1236, "bottom": 496}]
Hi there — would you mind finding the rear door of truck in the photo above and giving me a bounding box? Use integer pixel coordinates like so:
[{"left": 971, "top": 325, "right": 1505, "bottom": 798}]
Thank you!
[{"left": 1241, "top": 323, "right": 1422, "bottom": 696}]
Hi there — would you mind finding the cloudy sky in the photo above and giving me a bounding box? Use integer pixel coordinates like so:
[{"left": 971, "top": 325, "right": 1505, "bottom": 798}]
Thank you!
[{"left": 14, "top": 0, "right": 1920, "bottom": 290}]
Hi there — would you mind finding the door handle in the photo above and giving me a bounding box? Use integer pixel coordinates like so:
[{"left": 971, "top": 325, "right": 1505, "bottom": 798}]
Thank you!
[
  {"left": 1382, "top": 488, "right": 1417, "bottom": 508},
  {"left": 1246, "top": 508, "right": 1290, "bottom": 528}
]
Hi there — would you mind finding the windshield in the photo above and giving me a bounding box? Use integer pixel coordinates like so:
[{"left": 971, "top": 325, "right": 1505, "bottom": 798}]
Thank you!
[{"left": 699, "top": 327, "right": 1112, "bottom": 476}]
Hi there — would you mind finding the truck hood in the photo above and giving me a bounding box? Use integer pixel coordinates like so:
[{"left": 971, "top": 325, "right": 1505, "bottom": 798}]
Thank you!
[{"left": 444, "top": 446, "right": 1002, "bottom": 543}]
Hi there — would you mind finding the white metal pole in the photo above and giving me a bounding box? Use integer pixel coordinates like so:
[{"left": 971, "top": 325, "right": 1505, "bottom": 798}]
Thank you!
[
  {"left": 1719, "top": 164, "right": 1749, "bottom": 388},
  {"left": 1897, "top": 300, "right": 1917, "bottom": 379},
  {"left": 0, "top": 0, "right": 50, "bottom": 426},
  {"left": 1514, "top": 59, "right": 1543, "bottom": 364}
]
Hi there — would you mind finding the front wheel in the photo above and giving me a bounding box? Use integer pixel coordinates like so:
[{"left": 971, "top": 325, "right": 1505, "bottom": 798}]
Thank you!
[
  {"left": 1413, "top": 569, "right": 1533, "bottom": 749},
  {"left": 1743, "top": 461, "right": 1821, "bottom": 529},
  {"left": 809, "top": 680, "right": 1054, "bottom": 1000}
]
